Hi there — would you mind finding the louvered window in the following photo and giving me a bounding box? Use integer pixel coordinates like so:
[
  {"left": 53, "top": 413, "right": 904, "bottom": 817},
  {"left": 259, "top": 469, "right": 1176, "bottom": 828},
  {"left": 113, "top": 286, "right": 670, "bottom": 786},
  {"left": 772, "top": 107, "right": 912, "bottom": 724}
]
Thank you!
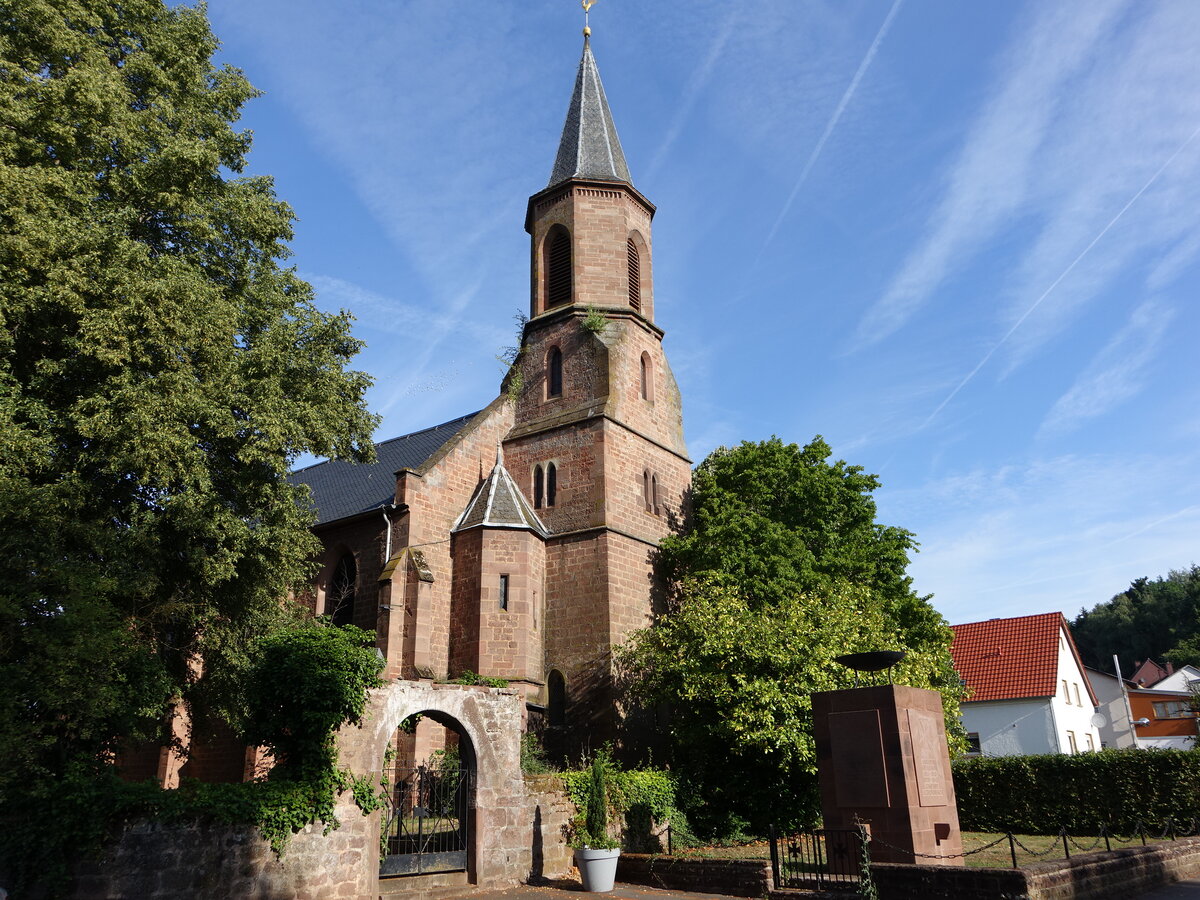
[
  {"left": 627, "top": 238, "right": 641, "bottom": 311},
  {"left": 546, "top": 227, "right": 572, "bottom": 308}
]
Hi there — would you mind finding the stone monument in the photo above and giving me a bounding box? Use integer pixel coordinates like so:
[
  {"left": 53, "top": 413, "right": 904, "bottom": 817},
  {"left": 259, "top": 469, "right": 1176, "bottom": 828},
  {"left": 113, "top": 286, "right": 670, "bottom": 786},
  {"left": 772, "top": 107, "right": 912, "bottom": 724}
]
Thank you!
[{"left": 811, "top": 680, "right": 964, "bottom": 866}]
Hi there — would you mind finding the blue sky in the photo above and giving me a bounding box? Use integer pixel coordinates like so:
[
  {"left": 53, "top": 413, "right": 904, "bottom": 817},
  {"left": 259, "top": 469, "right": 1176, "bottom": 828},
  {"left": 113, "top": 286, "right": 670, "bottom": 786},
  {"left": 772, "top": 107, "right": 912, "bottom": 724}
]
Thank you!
[{"left": 204, "top": 0, "right": 1200, "bottom": 628}]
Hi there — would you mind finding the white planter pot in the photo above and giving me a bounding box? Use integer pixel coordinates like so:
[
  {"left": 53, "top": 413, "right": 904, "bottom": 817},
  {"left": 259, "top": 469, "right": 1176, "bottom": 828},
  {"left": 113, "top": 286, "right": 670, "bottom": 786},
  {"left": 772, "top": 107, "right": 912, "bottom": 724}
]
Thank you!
[{"left": 574, "top": 847, "right": 621, "bottom": 893}]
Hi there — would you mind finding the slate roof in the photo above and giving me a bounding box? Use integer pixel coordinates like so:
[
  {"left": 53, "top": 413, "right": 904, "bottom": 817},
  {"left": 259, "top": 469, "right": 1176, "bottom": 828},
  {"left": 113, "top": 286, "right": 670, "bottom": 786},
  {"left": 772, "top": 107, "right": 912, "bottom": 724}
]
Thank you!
[
  {"left": 950, "top": 612, "right": 1097, "bottom": 705},
  {"left": 290, "top": 412, "right": 480, "bottom": 526},
  {"left": 548, "top": 38, "right": 632, "bottom": 189},
  {"left": 452, "top": 445, "right": 547, "bottom": 536}
]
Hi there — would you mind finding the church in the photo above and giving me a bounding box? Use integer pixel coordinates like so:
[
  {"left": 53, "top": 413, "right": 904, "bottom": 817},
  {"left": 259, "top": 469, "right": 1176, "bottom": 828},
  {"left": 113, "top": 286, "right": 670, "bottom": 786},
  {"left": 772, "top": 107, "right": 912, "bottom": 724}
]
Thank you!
[{"left": 290, "top": 32, "right": 691, "bottom": 762}]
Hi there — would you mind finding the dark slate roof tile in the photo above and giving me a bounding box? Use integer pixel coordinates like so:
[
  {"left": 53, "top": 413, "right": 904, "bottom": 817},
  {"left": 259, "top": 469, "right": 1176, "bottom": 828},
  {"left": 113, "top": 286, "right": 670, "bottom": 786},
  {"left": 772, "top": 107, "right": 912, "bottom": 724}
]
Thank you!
[{"left": 291, "top": 412, "right": 479, "bottom": 526}]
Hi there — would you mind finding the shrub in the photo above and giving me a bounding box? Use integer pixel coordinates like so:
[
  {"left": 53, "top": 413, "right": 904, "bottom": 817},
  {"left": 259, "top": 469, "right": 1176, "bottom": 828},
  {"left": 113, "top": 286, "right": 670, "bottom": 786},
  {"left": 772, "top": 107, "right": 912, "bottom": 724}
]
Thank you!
[
  {"left": 561, "top": 758, "right": 696, "bottom": 852},
  {"left": 953, "top": 748, "right": 1200, "bottom": 834}
]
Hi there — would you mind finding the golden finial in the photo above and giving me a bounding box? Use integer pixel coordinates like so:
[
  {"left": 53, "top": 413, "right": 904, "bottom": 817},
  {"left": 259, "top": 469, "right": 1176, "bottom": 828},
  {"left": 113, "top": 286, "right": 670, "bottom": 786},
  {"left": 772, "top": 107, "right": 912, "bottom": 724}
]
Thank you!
[{"left": 582, "top": 0, "right": 597, "bottom": 38}]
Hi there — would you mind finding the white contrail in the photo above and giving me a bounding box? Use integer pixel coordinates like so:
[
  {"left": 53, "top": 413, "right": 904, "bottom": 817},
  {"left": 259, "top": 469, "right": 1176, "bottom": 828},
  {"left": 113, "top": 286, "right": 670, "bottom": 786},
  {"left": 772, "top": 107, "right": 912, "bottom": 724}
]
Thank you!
[
  {"left": 761, "top": 0, "right": 905, "bottom": 251},
  {"left": 646, "top": 7, "right": 738, "bottom": 182},
  {"left": 920, "top": 121, "right": 1200, "bottom": 431}
]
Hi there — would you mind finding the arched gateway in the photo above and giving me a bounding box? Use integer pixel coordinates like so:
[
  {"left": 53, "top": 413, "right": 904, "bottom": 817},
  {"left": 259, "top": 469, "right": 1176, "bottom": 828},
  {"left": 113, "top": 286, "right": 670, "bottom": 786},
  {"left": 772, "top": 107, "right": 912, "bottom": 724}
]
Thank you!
[{"left": 335, "top": 680, "right": 534, "bottom": 896}]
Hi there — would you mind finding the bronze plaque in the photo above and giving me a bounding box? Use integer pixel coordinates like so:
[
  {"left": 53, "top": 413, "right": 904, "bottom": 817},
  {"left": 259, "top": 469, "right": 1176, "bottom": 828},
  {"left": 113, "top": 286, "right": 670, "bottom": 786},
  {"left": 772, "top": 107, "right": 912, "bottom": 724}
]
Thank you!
[
  {"left": 907, "top": 708, "right": 948, "bottom": 808},
  {"left": 828, "top": 709, "right": 889, "bottom": 809}
]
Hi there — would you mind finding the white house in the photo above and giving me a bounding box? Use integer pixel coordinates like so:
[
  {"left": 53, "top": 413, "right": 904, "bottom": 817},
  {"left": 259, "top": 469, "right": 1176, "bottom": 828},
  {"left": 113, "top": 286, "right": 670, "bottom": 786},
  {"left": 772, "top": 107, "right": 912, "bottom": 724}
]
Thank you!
[
  {"left": 950, "top": 612, "right": 1101, "bottom": 757},
  {"left": 1145, "top": 664, "right": 1200, "bottom": 694}
]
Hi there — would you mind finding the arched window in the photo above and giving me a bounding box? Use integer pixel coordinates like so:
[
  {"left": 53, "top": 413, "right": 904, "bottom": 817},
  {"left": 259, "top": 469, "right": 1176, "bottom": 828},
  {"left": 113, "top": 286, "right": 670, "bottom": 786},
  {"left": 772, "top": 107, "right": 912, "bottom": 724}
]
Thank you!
[
  {"left": 651, "top": 474, "right": 659, "bottom": 516},
  {"left": 545, "top": 226, "right": 572, "bottom": 309},
  {"left": 639, "top": 352, "right": 652, "bottom": 401},
  {"left": 627, "top": 237, "right": 641, "bottom": 311},
  {"left": 643, "top": 470, "right": 652, "bottom": 512},
  {"left": 328, "top": 553, "right": 356, "bottom": 627},
  {"left": 547, "top": 670, "right": 566, "bottom": 727},
  {"left": 546, "top": 462, "right": 557, "bottom": 508},
  {"left": 547, "top": 346, "right": 563, "bottom": 398},
  {"left": 534, "top": 465, "right": 544, "bottom": 509}
]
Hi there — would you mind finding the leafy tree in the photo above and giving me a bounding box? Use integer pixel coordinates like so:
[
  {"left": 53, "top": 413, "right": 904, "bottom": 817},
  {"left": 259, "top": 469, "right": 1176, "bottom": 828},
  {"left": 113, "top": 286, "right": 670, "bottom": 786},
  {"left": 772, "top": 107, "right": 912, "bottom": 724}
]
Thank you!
[
  {"left": 621, "top": 437, "right": 963, "bottom": 836},
  {"left": 0, "top": 0, "right": 377, "bottom": 812},
  {"left": 1072, "top": 566, "right": 1200, "bottom": 674}
]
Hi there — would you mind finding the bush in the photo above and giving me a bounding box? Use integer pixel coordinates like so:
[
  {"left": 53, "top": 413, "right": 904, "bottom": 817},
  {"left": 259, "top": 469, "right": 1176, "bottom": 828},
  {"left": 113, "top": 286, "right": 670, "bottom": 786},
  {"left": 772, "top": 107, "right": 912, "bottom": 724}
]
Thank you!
[
  {"left": 953, "top": 749, "right": 1200, "bottom": 834},
  {"left": 561, "top": 759, "right": 696, "bottom": 852}
]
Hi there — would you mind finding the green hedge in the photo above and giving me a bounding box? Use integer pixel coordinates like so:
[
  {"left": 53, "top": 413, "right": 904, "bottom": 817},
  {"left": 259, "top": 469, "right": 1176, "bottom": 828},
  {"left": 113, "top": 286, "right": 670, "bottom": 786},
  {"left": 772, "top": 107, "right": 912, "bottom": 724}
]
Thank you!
[
  {"left": 560, "top": 766, "right": 696, "bottom": 851},
  {"left": 953, "top": 749, "right": 1200, "bottom": 834}
]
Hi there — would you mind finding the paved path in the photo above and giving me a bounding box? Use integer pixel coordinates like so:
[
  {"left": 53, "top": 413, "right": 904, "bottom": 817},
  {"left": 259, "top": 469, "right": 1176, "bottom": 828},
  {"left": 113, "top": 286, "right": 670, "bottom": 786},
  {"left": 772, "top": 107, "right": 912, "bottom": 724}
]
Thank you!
[{"left": 443, "top": 882, "right": 746, "bottom": 900}]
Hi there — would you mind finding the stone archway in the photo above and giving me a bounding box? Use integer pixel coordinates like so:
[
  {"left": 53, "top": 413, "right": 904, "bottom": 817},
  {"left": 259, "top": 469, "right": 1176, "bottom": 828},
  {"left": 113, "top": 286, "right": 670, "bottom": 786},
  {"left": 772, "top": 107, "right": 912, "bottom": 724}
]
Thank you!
[{"left": 336, "top": 680, "right": 532, "bottom": 895}]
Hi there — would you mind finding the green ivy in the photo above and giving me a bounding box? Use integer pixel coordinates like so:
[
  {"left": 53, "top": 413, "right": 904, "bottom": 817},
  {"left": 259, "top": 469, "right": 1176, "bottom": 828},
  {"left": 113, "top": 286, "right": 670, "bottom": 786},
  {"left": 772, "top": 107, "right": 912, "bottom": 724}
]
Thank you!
[{"left": 953, "top": 748, "right": 1200, "bottom": 834}]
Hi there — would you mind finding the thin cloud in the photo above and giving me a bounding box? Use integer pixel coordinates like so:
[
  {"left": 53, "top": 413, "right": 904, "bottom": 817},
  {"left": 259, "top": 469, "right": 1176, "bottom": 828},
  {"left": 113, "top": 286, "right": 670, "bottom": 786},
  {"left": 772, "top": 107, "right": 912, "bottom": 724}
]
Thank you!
[
  {"left": 645, "top": 6, "right": 739, "bottom": 182},
  {"left": 854, "top": 0, "right": 1131, "bottom": 348},
  {"left": 761, "top": 0, "right": 905, "bottom": 252},
  {"left": 1038, "top": 299, "right": 1173, "bottom": 439},
  {"left": 918, "top": 122, "right": 1200, "bottom": 432}
]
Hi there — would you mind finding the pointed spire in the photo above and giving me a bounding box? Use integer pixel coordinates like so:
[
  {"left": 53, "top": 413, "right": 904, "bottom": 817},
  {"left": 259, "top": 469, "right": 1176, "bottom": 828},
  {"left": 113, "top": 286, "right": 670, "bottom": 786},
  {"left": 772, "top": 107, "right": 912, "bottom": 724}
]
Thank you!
[
  {"left": 452, "top": 450, "right": 548, "bottom": 536},
  {"left": 547, "top": 36, "right": 632, "bottom": 189}
]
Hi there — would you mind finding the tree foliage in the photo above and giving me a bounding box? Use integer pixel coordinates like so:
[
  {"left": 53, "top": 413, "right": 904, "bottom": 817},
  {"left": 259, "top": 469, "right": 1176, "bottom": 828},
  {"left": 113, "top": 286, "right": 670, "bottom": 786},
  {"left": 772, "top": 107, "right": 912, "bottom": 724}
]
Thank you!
[
  {"left": 1072, "top": 566, "right": 1200, "bottom": 673},
  {"left": 622, "top": 438, "right": 963, "bottom": 835},
  {"left": 0, "top": 0, "right": 377, "bottom": 809}
]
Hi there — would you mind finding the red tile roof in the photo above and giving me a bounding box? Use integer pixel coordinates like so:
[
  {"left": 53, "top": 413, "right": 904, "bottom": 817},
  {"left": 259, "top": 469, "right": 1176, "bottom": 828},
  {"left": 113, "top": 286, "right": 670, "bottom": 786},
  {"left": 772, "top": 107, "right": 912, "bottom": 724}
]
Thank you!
[{"left": 950, "top": 612, "right": 1097, "bottom": 705}]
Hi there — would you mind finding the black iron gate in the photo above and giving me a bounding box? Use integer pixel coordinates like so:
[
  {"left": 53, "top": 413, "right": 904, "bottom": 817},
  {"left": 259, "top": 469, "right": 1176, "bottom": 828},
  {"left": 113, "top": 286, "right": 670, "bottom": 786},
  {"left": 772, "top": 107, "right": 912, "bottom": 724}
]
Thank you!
[
  {"left": 769, "top": 826, "right": 866, "bottom": 890},
  {"left": 380, "top": 763, "right": 473, "bottom": 877}
]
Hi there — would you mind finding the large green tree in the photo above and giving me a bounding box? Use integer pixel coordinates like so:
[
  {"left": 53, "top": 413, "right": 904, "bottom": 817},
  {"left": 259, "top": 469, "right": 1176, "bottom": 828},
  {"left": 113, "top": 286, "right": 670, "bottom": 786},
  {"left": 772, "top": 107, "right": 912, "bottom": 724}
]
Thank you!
[
  {"left": 1072, "top": 566, "right": 1200, "bottom": 674},
  {"left": 622, "top": 437, "right": 962, "bottom": 835},
  {"left": 0, "top": 0, "right": 377, "bottom": 807}
]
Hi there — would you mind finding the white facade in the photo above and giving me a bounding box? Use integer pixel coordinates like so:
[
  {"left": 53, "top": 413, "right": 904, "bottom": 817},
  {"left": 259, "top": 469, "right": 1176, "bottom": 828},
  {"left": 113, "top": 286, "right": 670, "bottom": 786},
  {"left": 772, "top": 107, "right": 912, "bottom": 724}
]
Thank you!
[
  {"left": 962, "top": 622, "right": 1101, "bottom": 757},
  {"left": 1148, "top": 665, "right": 1200, "bottom": 693},
  {"left": 1086, "top": 668, "right": 1138, "bottom": 749}
]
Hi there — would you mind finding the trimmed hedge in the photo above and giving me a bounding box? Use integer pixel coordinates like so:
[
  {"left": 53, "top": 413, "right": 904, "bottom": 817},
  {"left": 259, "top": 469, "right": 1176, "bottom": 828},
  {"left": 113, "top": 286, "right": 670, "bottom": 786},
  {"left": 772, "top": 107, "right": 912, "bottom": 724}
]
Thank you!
[{"left": 953, "top": 749, "right": 1200, "bottom": 834}]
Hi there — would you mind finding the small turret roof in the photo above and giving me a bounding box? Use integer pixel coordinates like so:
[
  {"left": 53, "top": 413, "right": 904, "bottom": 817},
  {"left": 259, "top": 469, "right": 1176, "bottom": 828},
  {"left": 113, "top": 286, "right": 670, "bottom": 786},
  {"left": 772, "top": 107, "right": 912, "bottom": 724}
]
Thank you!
[
  {"left": 452, "top": 446, "right": 548, "bottom": 536},
  {"left": 547, "top": 38, "right": 632, "bottom": 189}
]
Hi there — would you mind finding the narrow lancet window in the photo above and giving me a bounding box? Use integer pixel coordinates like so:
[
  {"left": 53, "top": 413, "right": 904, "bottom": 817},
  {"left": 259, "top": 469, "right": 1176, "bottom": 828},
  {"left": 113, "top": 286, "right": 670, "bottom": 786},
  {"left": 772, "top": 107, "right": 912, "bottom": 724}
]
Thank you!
[
  {"left": 499, "top": 574, "right": 509, "bottom": 611},
  {"left": 548, "top": 347, "right": 563, "bottom": 398},
  {"left": 639, "top": 352, "right": 651, "bottom": 401},
  {"left": 534, "top": 465, "right": 544, "bottom": 509},
  {"left": 546, "top": 463, "right": 557, "bottom": 508},
  {"left": 329, "top": 553, "right": 357, "bottom": 627}
]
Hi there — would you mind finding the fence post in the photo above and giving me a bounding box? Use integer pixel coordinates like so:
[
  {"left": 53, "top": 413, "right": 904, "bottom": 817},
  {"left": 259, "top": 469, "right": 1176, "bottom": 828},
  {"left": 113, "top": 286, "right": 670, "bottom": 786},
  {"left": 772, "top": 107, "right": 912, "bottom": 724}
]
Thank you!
[
  {"left": 667, "top": 822, "right": 673, "bottom": 855},
  {"left": 1008, "top": 832, "right": 1018, "bottom": 869},
  {"left": 769, "top": 824, "right": 780, "bottom": 890},
  {"left": 1103, "top": 825, "right": 1111, "bottom": 853},
  {"left": 1140, "top": 821, "right": 1147, "bottom": 846},
  {"left": 1061, "top": 828, "right": 1070, "bottom": 860}
]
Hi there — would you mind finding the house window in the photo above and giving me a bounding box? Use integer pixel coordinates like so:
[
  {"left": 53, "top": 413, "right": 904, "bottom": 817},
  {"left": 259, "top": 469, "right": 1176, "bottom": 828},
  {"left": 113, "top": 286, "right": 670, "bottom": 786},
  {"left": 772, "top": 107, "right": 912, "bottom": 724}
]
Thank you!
[
  {"left": 534, "top": 465, "right": 544, "bottom": 509},
  {"left": 545, "top": 225, "right": 572, "bottom": 308},
  {"left": 966, "top": 733, "right": 982, "bottom": 756},
  {"left": 1062, "top": 679, "right": 1070, "bottom": 703},
  {"left": 627, "top": 237, "right": 641, "bottom": 311},
  {"left": 499, "top": 574, "right": 509, "bottom": 611},
  {"left": 328, "top": 553, "right": 357, "bottom": 628},
  {"left": 1066, "top": 731, "right": 1078, "bottom": 754},
  {"left": 546, "top": 462, "right": 557, "bottom": 507},
  {"left": 1153, "top": 700, "right": 1195, "bottom": 719},
  {"left": 547, "top": 346, "right": 563, "bottom": 398},
  {"left": 1085, "top": 733, "right": 1095, "bottom": 752},
  {"left": 1073, "top": 683, "right": 1081, "bottom": 706}
]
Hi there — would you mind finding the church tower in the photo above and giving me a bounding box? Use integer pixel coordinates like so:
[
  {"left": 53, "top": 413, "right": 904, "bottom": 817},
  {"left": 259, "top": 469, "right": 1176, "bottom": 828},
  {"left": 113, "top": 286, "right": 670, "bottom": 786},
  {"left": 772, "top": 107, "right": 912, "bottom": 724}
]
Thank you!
[{"left": 502, "top": 31, "right": 690, "bottom": 754}]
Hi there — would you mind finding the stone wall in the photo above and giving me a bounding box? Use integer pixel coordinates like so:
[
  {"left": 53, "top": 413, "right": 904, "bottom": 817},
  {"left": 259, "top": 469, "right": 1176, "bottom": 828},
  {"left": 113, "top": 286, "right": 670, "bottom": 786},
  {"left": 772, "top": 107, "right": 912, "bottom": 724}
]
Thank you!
[
  {"left": 617, "top": 855, "right": 773, "bottom": 897},
  {"left": 866, "top": 836, "right": 1200, "bottom": 900},
  {"left": 68, "top": 680, "right": 574, "bottom": 900}
]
